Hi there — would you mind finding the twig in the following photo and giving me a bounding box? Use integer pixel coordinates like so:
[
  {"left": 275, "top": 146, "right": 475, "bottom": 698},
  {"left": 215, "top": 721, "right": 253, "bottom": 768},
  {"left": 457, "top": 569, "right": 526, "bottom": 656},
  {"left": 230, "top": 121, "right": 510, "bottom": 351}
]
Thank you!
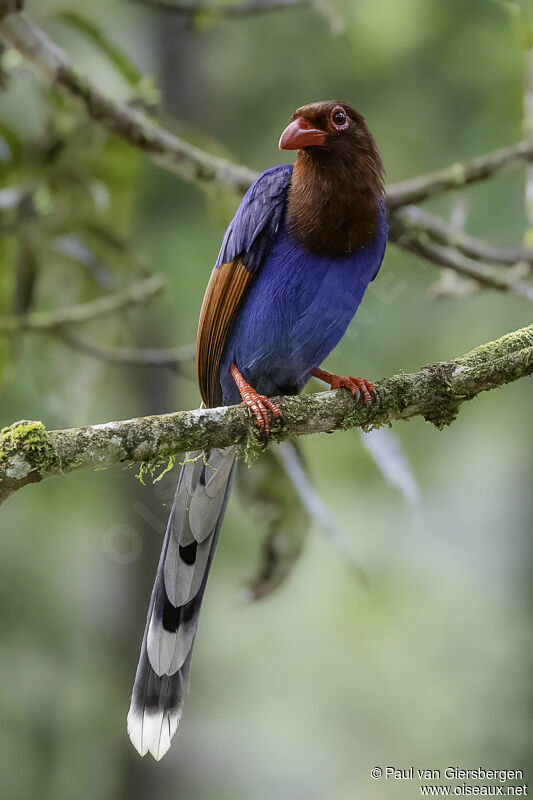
[
  {"left": 524, "top": 47, "right": 533, "bottom": 243},
  {"left": 389, "top": 216, "right": 533, "bottom": 300},
  {"left": 395, "top": 205, "right": 533, "bottom": 267},
  {"left": 1, "top": 324, "right": 531, "bottom": 504},
  {"left": 0, "top": 275, "right": 164, "bottom": 333},
  {"left": 58, "top": 330, "right": 195, "bottom": 370},
  {"left": 1, "top": 8, "right": 533, "bottom": 208},
  {"left": 130, "top": 0, "right": 309, "bottom": 17},
  {"left": 0, "top": 0, "right": 22, "bottom": 21},
  {"left": 0, "top": 10, "right": 256, "bottom": 194},
  {"left": 387, "top": 140, "right": 533, "bottom": 209}
]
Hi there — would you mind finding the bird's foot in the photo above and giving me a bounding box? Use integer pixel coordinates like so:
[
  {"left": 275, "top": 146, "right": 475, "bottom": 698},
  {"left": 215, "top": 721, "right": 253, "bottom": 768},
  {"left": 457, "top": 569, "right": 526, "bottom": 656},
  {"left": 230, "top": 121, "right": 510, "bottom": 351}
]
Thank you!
[
  {"left": 230, "top": 362, "right": 280, "bottom": 436},
  {"left": 312, "top": 367, "right": 374, "bottom": 405}
]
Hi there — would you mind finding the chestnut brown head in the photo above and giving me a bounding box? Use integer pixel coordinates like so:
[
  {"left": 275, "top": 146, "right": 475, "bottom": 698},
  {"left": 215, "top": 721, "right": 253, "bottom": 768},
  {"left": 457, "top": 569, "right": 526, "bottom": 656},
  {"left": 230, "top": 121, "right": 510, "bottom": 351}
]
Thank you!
[
  {"left": 281, "top": 101, "right": 385, "bottom": 255},
  {"left": 280, "top": 100, "right": 374, "bottom": 152}
]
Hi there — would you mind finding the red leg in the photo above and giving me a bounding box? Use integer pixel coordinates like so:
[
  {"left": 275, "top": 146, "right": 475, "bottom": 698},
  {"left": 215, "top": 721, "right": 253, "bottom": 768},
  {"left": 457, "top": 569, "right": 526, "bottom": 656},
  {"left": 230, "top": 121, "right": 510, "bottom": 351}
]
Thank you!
[
  {"left": 229, "top": 363, "right": 280, "bottom": 436},
  {"left": 312, "top": 367, "right": 374, "bottom": 405}
]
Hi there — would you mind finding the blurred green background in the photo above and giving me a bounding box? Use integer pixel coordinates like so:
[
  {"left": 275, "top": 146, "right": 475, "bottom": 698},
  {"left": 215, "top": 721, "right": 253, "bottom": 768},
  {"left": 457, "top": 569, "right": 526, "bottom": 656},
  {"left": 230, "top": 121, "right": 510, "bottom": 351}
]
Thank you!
[{"left": 0, "top": 0, "right": 531, "bottom": 798}]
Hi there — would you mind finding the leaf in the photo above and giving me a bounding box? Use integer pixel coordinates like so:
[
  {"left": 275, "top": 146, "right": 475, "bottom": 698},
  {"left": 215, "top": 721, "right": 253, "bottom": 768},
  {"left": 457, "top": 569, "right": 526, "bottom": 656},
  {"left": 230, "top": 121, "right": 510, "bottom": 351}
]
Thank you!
[
  {"left": 236, "top": 445, "right": 310, "bottom": 601},
  {"left": 359, "top": 428, "right": 422, "bottom": 529},
  {"left": 0, "top": 121, "right": 22, "bottom": 168},
  {"left": 277, "top": 441, "right": 367, "bottom": 585},
  {"left": 491, "top": 0, "right": 533, "bottom": 48},
  {"left": 192, "top": 9, "right": 220, "bottom": 30},
  {"left": 52, "top": 234, "right": 115, "bottom": 288},
  {"left": 237, "top": 439, "right": 368, "bottom": 601},
  {"left": 55, "top": 10, "right": 142, "bottom": 86}
]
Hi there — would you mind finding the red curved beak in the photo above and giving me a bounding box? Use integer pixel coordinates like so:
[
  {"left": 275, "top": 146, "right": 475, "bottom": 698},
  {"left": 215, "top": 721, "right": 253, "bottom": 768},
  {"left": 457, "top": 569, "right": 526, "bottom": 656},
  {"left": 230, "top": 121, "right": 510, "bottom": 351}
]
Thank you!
[{"left": 279, "top": 117, "right": 327, "bottom": 150}]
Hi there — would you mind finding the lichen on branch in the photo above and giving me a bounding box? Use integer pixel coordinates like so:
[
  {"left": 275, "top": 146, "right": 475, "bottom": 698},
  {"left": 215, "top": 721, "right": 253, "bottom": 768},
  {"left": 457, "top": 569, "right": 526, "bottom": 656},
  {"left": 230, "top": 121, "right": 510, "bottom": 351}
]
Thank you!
[{"left": 1, "top": 324, "right": 531, "bottom": 506}]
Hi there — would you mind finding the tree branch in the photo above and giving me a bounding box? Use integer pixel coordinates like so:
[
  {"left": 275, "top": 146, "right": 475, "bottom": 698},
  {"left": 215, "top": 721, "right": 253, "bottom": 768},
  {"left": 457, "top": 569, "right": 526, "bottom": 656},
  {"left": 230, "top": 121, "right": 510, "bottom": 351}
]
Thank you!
[
  {"left": 389, "top": 216, "right": 533, "bottom": 300},
  {"left": 0, "top": 0, "right": 22, "bottom": 22},
  {"left": 0, "top": 9, "right": 256, "bottom": 194},
  {"left": 58, "top": 330, "right": 195, "bottom": 370},
  {"left": 396, "top": 205, "right": 533, "bottom": 267},
  {"left": 1, "top": 7, "right": 533, "bottom": 207},
  {"left": 0, "top": 275, "right": 164, "bottom": 333},
  {"left": 130, "top": 0, "right": 309, "bottom": 18},
  {"left": 1, "top": 324, "right": 531, "bottom": 505},
  {"left": 386, "top": 140, "right": 533, "bottom": 209}
]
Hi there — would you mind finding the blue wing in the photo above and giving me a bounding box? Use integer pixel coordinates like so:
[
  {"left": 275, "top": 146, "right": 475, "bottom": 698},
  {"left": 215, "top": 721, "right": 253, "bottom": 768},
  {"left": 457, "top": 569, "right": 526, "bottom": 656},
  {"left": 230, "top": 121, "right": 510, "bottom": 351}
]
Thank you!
[
  {"left": 215, "top": 164, "right": 293, "bottom": 271},
  {"left": 197, "top": 164, "right": 293, "bottom": 407}
]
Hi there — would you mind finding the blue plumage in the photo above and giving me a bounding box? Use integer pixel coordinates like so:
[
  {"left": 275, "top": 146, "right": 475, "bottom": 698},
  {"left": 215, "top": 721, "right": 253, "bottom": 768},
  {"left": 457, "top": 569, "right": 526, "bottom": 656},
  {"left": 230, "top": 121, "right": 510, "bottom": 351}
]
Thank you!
[
  {"left": 215, "top": 164, "right": 293, "bottom": 273},
  {"left": 129, "top": 101, "right": 388, "bottom": 760},
  {"left": 218, "top": 166, "right": 388, "bottom": 405}
]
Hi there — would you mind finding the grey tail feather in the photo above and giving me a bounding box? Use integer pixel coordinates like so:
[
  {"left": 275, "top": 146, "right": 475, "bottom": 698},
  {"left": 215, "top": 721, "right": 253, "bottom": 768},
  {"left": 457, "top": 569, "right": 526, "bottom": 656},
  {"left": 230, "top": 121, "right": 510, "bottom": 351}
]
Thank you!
[{"left": 127, "top": 447, "right": 236, "bottom": 760}]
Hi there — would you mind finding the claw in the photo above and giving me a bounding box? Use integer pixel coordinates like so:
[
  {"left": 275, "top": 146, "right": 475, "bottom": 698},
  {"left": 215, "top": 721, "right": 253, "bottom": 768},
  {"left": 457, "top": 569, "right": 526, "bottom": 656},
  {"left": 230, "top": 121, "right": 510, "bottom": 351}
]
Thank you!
[
  {"left": 230, "top": 363, "right": 280, "bottom": 436},
  {"left": 312, "top": 368, "right": 375, "bottom": 406},
  {"left": 348, "top": 377, "right": 374, "bottom": 405}
]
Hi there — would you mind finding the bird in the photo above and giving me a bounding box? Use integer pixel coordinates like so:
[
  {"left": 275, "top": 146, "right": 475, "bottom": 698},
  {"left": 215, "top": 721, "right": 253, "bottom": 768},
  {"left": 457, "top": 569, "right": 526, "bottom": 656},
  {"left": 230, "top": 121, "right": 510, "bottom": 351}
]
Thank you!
[{"left": 127, "top": 100, "right": 388, "bottom": 760}]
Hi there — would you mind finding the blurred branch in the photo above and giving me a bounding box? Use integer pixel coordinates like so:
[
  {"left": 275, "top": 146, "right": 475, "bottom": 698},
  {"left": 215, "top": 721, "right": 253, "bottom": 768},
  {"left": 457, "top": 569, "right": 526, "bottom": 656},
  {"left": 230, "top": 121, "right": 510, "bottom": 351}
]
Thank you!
[
  {"left": 389, "top": 215, "right": 533, "bottom": 300},
  {"left": 1, "top": 5, "right": 532, "bottom": 304},
  {"left": 386, "top": 140, "right": 533, "bottom": 209},
  {"left": 130, "top": 0, "right": 310, "bottom": 17},
  {"left": 397, "top": 205, "right": 533, "bottom": 267},
  {"left": 1, "top": 7, "right": 533, "bottom": 207},
  {"left": 58, "top": 330, "right": 195, "bottom": 370},
  {"left": 0, "top": 0, "right": 22, "bottom": 22},
  {"left": 524, "top": 47, "right": 533, "bottom": 241},
  {"left": 0, "top": 275, "right": 164, "bottom": 333},
  {"left": 0, "top": 8, "right": 256, "bottom": 194},
  {"left": 1, "top": 324, "right": 531, "bottom": 504}
]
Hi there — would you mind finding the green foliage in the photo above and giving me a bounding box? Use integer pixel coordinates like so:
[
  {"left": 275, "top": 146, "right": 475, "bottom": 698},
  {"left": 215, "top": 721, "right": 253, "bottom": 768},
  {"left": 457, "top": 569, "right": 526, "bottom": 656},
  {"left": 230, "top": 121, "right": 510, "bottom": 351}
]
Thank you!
[
  {"left": 491, "top": 0, "right": 533, "bottom": 47},
  {"left": 0, "top": 119, "right": 22, "bottom": 169},
  {"left": 55, "top": 10, "right": 143, "bottom": 87},
  {"left": 0, "top": 24, "right": 145, "bottom": 392}
]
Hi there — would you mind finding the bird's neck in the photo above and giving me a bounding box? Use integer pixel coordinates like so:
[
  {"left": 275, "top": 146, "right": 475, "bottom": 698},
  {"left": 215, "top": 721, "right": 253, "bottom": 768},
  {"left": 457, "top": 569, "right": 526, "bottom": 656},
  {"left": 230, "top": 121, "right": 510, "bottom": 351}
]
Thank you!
[{"left": 287, "top": 149, "right": 384, "bottom": 257}]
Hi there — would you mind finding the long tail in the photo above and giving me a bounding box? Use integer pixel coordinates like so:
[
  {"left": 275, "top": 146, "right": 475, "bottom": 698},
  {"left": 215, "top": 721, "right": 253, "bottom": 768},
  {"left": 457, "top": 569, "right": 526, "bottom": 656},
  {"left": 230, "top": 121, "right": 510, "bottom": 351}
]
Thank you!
[{"left": 127, "top": 446, "right": 236, "bottom": 760}]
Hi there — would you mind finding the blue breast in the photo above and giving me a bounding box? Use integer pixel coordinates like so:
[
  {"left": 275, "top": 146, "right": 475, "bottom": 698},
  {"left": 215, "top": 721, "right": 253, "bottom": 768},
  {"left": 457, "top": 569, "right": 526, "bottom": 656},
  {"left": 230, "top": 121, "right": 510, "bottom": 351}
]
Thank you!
[{"left": 219, "top": 202, "right": 388, "bottom": 405}]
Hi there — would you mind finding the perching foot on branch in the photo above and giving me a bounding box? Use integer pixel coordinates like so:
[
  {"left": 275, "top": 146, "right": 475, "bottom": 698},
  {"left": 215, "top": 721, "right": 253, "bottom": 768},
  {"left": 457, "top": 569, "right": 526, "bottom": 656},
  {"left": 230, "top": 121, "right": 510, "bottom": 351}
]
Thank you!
[
  {"left": 230, "top": 362, "right": 281, "bottom": 436},
  {"left": 312, "top": 368, "right": 375, "bottom": 405}
]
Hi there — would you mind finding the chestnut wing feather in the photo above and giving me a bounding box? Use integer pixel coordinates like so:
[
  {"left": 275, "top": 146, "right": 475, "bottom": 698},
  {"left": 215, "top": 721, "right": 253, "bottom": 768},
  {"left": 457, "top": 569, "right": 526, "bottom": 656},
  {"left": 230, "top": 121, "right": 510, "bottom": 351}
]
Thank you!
[
  {"left": 196, "top": 258, "right": 252, "bottom": 407},
  {"left": 196, "top": 164, "right": 293, "bottom": 408}
]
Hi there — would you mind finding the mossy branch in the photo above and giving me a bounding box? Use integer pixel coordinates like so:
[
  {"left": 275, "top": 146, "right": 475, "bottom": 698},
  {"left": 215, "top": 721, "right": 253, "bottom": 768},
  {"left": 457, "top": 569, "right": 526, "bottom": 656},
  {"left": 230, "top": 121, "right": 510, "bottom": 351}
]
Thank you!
[{"left": 1, "top": 324, "right": 531, "bottom": 505}]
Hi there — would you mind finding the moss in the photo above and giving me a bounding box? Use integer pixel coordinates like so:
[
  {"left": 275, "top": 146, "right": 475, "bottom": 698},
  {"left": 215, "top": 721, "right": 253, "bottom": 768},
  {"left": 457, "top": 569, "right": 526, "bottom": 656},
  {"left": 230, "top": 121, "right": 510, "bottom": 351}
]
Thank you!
[
  {"left": 462, "top": 326, "right": 533, "bottom": 364},
  {"left": 0, "top": 420, "right": 56, "bottom": 477},
  {"left": 239, "top": 426, "right": 267, "bottom": 467},
  {"left": 449, "top": 162, "right": 466, "bottom": 186},
  {"left": 136, "top": 454, "right": 176, "bottom": 485},
  {"left": 423, "top": 402, "right": 461, "bottom": 429}
]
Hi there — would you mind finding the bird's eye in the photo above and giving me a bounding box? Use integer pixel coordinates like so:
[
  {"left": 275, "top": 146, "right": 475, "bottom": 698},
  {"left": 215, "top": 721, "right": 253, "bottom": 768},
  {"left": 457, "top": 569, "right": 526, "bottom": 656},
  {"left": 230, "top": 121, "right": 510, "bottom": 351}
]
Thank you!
[{"left": 332, "top": 109, "right": 347, "bottom": 127}]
